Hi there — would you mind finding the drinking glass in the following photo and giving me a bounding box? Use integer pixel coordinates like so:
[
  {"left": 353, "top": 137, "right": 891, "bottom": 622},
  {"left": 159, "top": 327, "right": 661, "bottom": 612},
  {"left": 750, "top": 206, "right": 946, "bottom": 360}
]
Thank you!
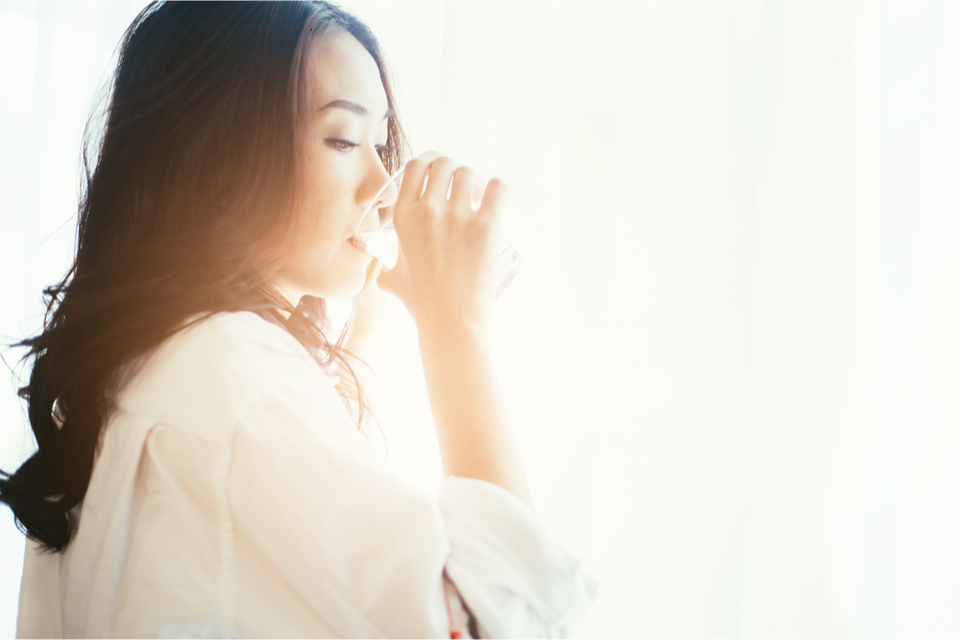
[{"left": 353, "top": 165, "right": 523, "bottom": 299}]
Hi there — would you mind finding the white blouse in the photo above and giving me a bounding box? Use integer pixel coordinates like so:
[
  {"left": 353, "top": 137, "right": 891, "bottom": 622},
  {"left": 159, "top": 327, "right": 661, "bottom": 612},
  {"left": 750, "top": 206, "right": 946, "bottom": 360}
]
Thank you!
[{"left": 15, "top": 311, "right": 595, "bottom": 638}]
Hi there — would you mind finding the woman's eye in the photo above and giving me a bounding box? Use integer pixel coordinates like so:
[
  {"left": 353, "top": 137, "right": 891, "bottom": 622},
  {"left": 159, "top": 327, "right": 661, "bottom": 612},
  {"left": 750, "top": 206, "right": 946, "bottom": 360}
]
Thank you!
[{"left": 326, "top": 138, "right": 359, "bottom": 152}]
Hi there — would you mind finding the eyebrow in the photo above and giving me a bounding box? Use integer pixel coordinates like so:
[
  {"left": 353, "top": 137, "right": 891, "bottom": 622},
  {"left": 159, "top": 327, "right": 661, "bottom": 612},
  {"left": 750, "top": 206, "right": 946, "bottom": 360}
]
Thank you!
[{"left": 318, "top": 99, "right": 394, "bottom": 120}]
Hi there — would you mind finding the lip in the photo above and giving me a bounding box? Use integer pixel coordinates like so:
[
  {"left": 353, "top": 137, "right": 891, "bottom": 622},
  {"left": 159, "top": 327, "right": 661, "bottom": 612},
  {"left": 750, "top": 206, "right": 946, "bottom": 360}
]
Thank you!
[{"left": 347, "top": 235, "right": 367, "bottom": 253}]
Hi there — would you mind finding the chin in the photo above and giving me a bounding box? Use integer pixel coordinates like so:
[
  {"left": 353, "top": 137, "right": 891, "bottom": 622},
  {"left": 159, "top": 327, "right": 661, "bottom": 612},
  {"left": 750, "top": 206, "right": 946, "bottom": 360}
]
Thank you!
[
  {"left": 323, "top": 281, "right": 365, "bottom": 301},
  {"left": 281, "top": 250, "right": 371, "bottom": 301},
  {"left": 310, "top": 265, "right": 369, "bottom": 301}
]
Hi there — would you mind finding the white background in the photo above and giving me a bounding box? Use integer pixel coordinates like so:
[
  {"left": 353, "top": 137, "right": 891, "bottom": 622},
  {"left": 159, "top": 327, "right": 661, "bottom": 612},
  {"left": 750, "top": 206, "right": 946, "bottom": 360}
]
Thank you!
[{"left": 2, "top": 2, "right": 959, "bottom": 637}]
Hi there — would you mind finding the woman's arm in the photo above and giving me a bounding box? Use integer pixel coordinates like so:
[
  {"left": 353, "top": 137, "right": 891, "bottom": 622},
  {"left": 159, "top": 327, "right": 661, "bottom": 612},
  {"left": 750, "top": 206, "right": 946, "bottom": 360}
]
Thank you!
[
  {"left": 378, "top": 156, "right": 533, "bottom": 508},
  {"left": 417, "top": 319, "right": 533, "bottom": 508}
]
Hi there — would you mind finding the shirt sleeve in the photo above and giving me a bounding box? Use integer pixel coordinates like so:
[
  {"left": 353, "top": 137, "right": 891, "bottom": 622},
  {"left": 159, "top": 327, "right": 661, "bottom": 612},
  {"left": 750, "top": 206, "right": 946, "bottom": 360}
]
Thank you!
[
  {"left": 226, "top": 372, "right": 596, "bottom": 638},
  {"left": 439, "top": 478, "right": 598, "bottom": 638}
]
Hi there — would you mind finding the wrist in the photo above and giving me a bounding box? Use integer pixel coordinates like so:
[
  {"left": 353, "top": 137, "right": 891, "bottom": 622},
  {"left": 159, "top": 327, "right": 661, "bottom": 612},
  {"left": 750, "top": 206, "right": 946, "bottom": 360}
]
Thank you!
[{"left": 416, "top": 314, "right": 489, "bottom": 353}]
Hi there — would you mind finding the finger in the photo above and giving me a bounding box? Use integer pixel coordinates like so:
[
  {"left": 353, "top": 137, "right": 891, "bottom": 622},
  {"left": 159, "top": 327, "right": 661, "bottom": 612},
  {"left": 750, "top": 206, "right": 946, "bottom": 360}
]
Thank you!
[
  {"left": 397, "top": 157, "right": 431, "bottom": 206},
  {"left": 395, "top": 151, "right": 441, "bottom": 205},
  {"left": 449, "top": 166, "right": 479, "bottom": 213},
  {"left": 477, "top": 177, "right": 508, "bottom": 220},
  {"left": 471, "top": 176, "right": 486, "bottom": 210},
  {"left": 422, "top": 156, "right": 457, "bottom": 203},
  {"left": 415, "top": 150, "right": 441, "bottom": 164},
  {"left": 414, "top": 151, "right": 441, "bottom": 199}
]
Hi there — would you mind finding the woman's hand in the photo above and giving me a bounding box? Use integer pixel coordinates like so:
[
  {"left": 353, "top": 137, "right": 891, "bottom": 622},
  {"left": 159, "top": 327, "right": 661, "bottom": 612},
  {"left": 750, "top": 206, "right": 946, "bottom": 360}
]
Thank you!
[{"left": 376, "top": 156, "right": 508, "bottom": 335}]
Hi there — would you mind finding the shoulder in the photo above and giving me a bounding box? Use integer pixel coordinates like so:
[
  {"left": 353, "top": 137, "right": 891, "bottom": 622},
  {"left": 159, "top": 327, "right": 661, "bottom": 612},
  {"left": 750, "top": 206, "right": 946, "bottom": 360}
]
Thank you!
[{"left": 114, "top": 311, "right": 336, "bottom": 444}]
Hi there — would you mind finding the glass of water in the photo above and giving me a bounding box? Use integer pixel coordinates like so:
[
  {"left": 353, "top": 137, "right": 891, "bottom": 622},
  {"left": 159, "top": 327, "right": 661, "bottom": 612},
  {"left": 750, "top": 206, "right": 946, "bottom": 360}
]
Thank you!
[{"left": 353, "top": 165, "right": 522, "bottom": 299}]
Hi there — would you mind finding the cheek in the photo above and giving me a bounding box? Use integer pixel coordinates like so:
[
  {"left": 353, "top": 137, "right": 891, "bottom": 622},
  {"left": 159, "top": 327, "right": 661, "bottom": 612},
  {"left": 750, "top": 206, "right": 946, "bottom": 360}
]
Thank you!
[
  {"left": 305, "top": 149, "right": 355, "bottom": 220},
  {"left": 293, "top": 152, "right": 359, "bottom": 265},
  {"left": 298, "top": 161, "right": 339, "bottom": 237}
]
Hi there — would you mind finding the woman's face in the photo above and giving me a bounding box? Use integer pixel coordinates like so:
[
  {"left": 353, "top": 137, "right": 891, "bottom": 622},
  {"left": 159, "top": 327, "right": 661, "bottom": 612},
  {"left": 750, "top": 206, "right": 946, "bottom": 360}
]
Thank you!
[{"left": 275, "top": 29, "right": 398, "bottom": 301}]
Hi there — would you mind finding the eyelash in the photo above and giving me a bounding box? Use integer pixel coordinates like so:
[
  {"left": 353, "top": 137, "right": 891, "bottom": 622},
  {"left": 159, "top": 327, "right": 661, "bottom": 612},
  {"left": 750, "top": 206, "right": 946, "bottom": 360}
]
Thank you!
[
  {"left": 325, "top": 138, "right": 394, "bottom": 160},
  {"left": 326, "top": 138, "right": 359, "bottom": 152}
]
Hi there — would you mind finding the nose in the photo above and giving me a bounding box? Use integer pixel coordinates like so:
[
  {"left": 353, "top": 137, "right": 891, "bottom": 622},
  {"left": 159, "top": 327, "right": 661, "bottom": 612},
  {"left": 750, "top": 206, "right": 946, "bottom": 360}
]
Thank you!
[{"left": 357, "top": 156, "right": 400, "bottom": 234}]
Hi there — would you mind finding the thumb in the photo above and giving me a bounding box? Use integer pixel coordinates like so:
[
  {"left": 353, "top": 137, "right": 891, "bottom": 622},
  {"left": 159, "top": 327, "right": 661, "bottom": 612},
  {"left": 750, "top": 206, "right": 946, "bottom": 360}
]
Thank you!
[
  {"left": 364, "top": 258, "right": 384, "bottom": 288},
  {"left": 376, "top": 261, "right": 397, "bottom": 294},
  {"left": 377, "top": 252, "right": 411, "bottom": 302}
]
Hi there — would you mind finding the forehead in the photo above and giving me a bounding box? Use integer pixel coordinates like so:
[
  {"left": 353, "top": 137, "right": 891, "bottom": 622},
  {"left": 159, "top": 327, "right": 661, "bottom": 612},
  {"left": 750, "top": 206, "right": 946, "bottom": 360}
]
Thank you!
[{"left": 306, "top": 29, "right": 387, "bottom": 113}]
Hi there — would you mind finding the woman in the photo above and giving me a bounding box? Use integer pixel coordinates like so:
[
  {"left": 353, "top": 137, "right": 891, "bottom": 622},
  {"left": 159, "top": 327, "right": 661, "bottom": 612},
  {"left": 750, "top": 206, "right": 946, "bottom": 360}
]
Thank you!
[{"left": 2, "top": 2, "right": 594, "bottom": 637}]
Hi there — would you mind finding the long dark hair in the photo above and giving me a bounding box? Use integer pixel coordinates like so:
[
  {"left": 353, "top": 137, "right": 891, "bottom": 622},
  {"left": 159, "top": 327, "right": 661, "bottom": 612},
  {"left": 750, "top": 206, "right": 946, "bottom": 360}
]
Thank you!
[{"left": 0, "top": 1, "right": 407, "bottom": 553}]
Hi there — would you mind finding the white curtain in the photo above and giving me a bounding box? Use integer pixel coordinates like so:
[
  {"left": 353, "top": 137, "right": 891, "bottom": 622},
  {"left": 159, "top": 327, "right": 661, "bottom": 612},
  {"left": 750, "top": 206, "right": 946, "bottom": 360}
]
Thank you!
[{"left": 1, "top": 2, "right": 958, "bottom": 637}]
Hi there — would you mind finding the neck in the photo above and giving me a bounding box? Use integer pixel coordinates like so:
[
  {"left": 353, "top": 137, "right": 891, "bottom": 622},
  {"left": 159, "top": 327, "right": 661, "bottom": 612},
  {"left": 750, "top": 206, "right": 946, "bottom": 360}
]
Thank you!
[{"left": 272, "top": 278, "right": 304, "bottom": 313}]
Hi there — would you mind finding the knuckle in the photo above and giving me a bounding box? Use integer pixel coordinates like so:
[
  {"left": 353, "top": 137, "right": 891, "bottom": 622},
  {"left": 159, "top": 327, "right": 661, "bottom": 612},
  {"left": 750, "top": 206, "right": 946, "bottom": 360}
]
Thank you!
[
  {"left": 423, "top": 200, "right": 443, "bottom": 217},
  {"left": 434, "top": 156, "right": 456, "bottom": 171},
  {"left": 406, "top": 158, "right": 426, "bottom": 173},
  {"left": 470, "top": 213, "right": 490, "bottom": 231}
]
